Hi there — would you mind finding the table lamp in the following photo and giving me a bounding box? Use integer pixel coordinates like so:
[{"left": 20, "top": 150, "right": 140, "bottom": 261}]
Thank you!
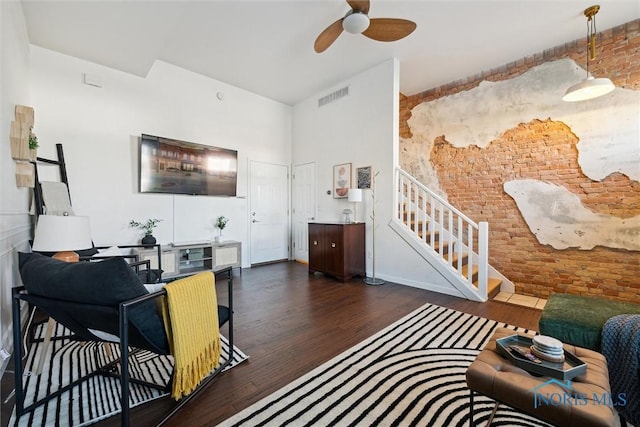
[
  {"left": 347, "top": 189, "right": 363, "bottom": 223},
  {"left": 32, "top": 215, "right": 93, "bottom": 262}
]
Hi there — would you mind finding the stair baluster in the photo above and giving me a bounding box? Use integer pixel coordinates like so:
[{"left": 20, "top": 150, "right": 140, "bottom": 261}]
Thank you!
[{"left": 394, "top": 167, "right": 499, "bottom": 301}]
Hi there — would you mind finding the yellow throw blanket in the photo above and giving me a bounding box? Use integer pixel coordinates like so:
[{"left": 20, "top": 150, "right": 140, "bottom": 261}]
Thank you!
[{"left": 162, "top": 271, "right": 221, "bottom": 400}]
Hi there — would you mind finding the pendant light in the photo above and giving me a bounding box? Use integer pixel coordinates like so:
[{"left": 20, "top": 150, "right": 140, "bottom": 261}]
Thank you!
[{"left": 562, "top": 5, "right": 615, "bottom": 102}]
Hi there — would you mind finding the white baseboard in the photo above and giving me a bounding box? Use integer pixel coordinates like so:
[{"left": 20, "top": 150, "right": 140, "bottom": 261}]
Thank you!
[{"left": 373, "top": 272, "right": 466, "bottom": 299}]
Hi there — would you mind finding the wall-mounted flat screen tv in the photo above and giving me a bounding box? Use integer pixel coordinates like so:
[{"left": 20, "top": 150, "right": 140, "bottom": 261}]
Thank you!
[{"left": 139, "top": 134, "right": 237, "bottom": 196}]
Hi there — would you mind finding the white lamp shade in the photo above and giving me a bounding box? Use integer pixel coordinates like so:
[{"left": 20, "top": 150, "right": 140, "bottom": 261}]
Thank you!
[
  {"left": 348, "top": 188, "right": 363, "bottom": 203},
  {"left": 32, "top": 215, "right": 93, "bottom": 252},
  {"left": 343, "top": 12, "right": 370, "bottom": 34},
  {"left": 562, "top": 77, "right": 615, "bottom": 102}
]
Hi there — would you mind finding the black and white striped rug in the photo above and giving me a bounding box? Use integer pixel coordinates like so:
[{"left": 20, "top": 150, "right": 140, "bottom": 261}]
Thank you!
[
  {"left": 11, "top": 322, "right": 248, "bottom": 426},
  {"left": 219, "top": 303, "right": 549, "bottom": 427}
]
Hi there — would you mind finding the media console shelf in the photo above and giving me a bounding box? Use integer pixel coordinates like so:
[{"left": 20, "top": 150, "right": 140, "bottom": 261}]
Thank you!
[{"left": 134, "top": 241, "right": 241, "bottom": 280}]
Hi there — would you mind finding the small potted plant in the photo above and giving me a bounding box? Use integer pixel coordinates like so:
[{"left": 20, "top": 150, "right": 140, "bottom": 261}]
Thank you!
[
  {"left": 29, "top": 131, "right": 39, "bottom": 150},
  {"left": 214, "top": 215, "right": 229, "bottom": 242},
  {"left": 28, "top": 129, "right": 38, "bottom": 160},
  {"left": 129, "top": 218, "right": 162, "bottom": 247}
]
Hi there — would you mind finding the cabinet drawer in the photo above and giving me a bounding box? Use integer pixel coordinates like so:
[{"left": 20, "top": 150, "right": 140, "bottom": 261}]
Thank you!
[{"left": 214, "top": 245, "right": 239, "bottom": 268}]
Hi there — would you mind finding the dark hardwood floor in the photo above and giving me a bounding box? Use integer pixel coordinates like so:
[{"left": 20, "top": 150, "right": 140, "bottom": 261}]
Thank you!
[{"left": 1, "top": 261, "right": 541, "bottom": 427}]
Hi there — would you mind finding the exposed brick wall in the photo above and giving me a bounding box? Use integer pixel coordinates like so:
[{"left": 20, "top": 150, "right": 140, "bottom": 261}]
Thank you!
[{"left": 400, "top": 19, "right": 640, "bottom": 303}]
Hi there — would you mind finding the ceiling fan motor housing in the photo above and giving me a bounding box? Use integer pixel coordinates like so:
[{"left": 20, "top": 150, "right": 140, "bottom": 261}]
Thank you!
[{"left": 343, "top": 11, "right": 370, "bottom": 34}]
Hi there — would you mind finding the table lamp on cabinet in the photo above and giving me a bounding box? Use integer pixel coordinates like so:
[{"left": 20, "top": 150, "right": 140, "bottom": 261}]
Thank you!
[{"left": 347, "top": 189, "right": 363, "bottom": 223}]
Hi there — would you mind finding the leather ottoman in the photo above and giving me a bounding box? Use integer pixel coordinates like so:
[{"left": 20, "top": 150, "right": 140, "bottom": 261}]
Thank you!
[{"left": 466, "top": 328, "right": 615, "bottom": 427}]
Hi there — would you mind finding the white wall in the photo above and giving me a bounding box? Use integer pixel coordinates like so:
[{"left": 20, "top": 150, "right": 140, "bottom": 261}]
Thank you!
[
  {"left": 292, "top": 59, "right": 462, "bottom": 297},
  {"left": 0, "top": 1, "right": 33, "bottom": 368},
  {"left": 29, "top": 46, "right": 292, "bottom": 266}
]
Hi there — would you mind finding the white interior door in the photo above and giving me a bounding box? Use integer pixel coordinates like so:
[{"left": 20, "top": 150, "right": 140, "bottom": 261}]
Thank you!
[
  {"left": 249, "top": 161, "right": 289, "bottom": 265},
  {"left": 293, "top": 162, "right": 316, "bottom": 263}
]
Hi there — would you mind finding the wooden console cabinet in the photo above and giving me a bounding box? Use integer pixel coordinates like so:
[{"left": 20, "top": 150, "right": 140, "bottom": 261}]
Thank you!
[
  {"left": 134, "top": 241, "right": 241, "bottom": 280},
  {"left": 308, "top": 222, "right": 365, "bottom": 282}
]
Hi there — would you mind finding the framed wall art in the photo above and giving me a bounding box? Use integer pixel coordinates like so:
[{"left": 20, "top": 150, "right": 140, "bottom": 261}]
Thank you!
[
  {"left": 333, "top": 163, "right": 351, "bottom": 198},
  {"left": 357, "top": 166, "right": 372, "bottom": 189}
]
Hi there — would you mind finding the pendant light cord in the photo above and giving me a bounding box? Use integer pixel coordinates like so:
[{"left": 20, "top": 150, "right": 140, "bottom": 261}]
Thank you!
[{"left": 586, "top": 9, "right": 598, "bottom": 74}]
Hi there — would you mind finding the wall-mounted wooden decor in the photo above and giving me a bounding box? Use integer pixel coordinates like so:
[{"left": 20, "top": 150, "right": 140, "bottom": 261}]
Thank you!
[
  {"left": 11, "top": 105, "right": 37, "bottom": 186},
  {"left": 15, "top": 105, "right": 35, "bottom": 127},
  {"left": 15, "top": 162, "right": 35, "bottom": 188},
  {"left": 10, "top": 120, "right": 35, "bottom": 161}
]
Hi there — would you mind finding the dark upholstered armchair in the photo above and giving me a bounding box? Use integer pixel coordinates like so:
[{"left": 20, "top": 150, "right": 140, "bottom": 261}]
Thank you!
[{"left": 13, "top": 252, "right": 233, "bottom": 426}]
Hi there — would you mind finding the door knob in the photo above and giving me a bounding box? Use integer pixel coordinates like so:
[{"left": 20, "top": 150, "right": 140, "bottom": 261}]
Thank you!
[{"left": 252, "top": 219, "right": 260, "bottom": 223}]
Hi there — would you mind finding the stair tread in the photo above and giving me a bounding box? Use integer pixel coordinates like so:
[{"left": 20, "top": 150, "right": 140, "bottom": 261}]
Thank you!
[
  {"left": 461, "top": 263, "right": 476, "bottom": 278},
  {"left": 417, "top": 232, "right": 440, "bottom": 244},
  {"left": 443, "top": 252, "right": 469, "bottom": 265},
  {"left": 487, "top": 278, "right": 502, "bottom": 298}
]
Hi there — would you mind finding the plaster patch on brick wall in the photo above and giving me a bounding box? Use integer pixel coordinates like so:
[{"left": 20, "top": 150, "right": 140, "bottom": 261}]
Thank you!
[
  {"left": 407, "top": 59, "right": 640, "bottom": 182},
  {"left": 399, "top": 136, "right": 446, "bottom": 198},
  {"left": 504, "top": 179, "right": 640, "bottom": 250}
]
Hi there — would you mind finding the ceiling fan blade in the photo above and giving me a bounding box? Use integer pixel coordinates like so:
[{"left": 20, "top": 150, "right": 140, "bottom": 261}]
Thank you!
[
  {"left": 314, "top": 18, "right": 344, "bottom": 53},
  {"left": 362, "top": 18, "right": 417, "bottom": 42},
  {"left": 347, "top": 0, "right": 370, "bottom": 14}
]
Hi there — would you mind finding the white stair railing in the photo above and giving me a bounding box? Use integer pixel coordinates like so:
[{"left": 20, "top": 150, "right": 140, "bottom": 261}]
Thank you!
[{"left": 394, "top": 167, "right": 489, "bottom": 298}]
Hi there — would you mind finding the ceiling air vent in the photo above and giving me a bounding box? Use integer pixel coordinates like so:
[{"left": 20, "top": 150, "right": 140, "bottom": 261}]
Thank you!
[{"left": 318, "top": 86, "right": 349, "bottom": 107}]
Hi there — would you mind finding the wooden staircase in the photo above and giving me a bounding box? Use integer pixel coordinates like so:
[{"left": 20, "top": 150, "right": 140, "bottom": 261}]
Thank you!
[
  {"left": 401, "top": 210, "right": 502, "bottom": 299},
  {"left": 394, "top": 167, "right": 506, "bottom": 302}
]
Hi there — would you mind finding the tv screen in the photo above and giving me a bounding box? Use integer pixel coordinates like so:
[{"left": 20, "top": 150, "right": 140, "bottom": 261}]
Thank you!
[{"left": 139, "top": 134, "right": 237, "bottom": 196}]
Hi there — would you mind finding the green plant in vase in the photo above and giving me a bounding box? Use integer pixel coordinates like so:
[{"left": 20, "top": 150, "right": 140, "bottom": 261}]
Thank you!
[
  {"left": 215, "top": 216, "right": 229, "bottom": 242},
  {"left": 28, "top": 130, "right": 39, "bottom": 161},
  {"left": 129, "top": 218, "right": 162, "bottom": 246}
]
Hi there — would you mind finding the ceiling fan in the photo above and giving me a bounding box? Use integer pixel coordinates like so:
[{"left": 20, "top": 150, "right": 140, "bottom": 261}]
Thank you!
[{"left": 314, "top": 0, "right": 417, "bottom": 53}]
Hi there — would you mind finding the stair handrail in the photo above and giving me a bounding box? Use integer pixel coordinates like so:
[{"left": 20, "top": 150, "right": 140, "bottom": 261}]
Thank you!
[
  {"left": 395, "top": 167, "right": 478, "bottom": 227},
  {"left": 394, "top": 167, "right": 489, "bottom": 300}
]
